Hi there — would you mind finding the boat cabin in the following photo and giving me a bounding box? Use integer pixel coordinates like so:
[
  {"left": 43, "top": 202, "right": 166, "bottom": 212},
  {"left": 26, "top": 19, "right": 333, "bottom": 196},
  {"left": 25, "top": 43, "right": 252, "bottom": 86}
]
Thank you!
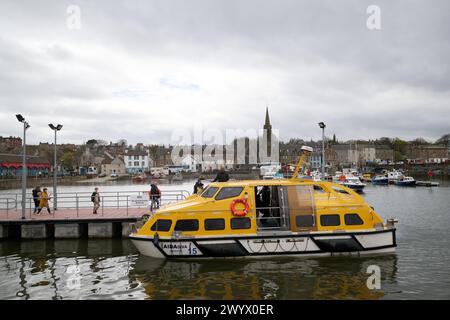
[{"left": 136, "top": 179, "right": 383, "bottom": 239}]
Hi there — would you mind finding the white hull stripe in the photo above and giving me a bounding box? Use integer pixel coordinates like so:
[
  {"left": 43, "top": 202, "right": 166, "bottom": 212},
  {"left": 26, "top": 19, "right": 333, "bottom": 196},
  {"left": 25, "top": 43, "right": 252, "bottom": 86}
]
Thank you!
[{"left": 130, "top": 229, "right": 396, "bottom": 259}]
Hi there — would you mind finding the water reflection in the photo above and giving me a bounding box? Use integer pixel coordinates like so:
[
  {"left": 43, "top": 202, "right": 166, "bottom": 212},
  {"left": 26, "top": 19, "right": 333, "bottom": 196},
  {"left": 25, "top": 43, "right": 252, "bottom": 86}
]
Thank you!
[
  {"left": 0, "top": 238, "right": 399, "bottom": 300},
  {"left": 129, "top": 254, "right": 398, "bottom": 300}
]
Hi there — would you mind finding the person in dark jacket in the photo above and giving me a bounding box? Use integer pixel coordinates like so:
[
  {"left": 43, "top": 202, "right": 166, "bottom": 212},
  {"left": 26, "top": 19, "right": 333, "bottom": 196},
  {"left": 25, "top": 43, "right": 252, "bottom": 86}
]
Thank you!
[
  {"left": 32, "top": 186, "right": 41, "bottom": 214},
  {"left": 212, "top": 168, "right": 229, "bottom": 182},
  {"left": 193, "top": 178, "right": 204, "bottom": 194},
  {"left": 257, "top": 186, "right": 271, "bottom": 225},
  {"left": 150, "top": 183, "right": 161, "bottom": 211}
]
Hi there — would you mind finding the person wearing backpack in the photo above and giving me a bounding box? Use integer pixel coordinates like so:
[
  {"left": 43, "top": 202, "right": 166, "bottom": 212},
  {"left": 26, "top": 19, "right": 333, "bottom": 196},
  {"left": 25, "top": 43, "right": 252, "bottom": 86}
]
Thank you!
[
  {"left": 150, "top": 183, "right": 161, "bottom": 212},
  {"left": 91, "top": 187, "right": 100, "bottom": 214}
]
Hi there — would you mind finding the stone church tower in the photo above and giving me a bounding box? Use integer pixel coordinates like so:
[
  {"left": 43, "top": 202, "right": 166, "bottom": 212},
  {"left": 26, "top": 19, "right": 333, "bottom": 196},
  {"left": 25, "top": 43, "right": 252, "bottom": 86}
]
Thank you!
[{"left": 263, "top": 106, "right": 272, "bottom": 157}]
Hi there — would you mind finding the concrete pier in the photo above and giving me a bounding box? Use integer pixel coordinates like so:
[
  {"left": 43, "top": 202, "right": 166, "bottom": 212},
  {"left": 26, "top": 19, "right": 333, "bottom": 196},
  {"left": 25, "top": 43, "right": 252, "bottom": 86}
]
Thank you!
[
  {"left": 55, "top": 223, "right": 82, "bottom": 239},
  {"left": 0, "top": 225, "right": 6, "bottom": 239},
  {"left": 121, "top": 222, "right": 135, "bottom": 238},
  {"left": 21, "top": 224, "right": 47, "bottom": 239},
  {"left": 0, "top": 214, "right": 142, "bottom": 240},
  {"left": 88, "top": 222, "right": 113, "bottom": 238}
]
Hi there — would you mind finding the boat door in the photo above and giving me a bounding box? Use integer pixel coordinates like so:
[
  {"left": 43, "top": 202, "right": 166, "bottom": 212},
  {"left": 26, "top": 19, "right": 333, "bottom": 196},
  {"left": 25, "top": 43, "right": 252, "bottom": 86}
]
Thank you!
[{"left": 285, "top": 185, "right": 317, "bottom": 232}]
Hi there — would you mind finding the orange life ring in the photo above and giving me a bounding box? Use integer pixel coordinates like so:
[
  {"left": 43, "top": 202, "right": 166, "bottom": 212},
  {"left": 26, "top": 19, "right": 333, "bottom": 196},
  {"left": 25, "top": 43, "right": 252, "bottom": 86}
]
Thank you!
[{"left": 230, "top": 198, "right": 250, "bottom": 217}]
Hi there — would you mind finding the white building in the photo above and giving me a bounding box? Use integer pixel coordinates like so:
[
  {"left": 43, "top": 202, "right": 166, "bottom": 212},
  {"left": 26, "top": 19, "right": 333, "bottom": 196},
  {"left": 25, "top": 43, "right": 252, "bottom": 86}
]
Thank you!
[
  {"left": 124, "top": 150, "right": 151, "bottom": 174},
  {"left": 201, "top": 158, "right": 234, "bottom": 172},
  {"left": 181, "top": 155, "right": 200, "bottom": 172}
]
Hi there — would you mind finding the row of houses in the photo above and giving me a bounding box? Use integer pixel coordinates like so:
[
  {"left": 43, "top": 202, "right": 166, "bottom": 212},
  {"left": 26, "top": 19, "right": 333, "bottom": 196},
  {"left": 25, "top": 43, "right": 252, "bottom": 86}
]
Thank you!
[{"left": 302, "top": 144, "right": 448, "bottom": 171}]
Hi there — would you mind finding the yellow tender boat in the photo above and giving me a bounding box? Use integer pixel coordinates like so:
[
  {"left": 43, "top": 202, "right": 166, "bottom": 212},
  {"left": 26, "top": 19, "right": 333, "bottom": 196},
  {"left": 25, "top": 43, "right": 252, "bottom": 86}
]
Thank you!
[{"left": 130, "top": 149, "right": 397, "bottom": 259}]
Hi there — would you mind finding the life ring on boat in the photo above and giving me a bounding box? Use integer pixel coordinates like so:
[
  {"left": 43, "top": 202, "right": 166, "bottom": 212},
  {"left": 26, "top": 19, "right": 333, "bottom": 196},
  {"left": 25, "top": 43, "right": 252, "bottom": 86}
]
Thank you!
[
  {"left": 230, "top": 198, "right": 250, "bottom": 217},
  {"left": 339, "top": 175, "right": 346, "bottom": 182}
]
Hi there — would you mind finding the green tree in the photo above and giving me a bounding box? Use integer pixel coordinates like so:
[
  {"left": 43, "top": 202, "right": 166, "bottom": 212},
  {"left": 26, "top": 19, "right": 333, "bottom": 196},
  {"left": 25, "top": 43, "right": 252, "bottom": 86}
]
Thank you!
[{"left": 60, "top": 151, "right": 75, "bottom": 168}]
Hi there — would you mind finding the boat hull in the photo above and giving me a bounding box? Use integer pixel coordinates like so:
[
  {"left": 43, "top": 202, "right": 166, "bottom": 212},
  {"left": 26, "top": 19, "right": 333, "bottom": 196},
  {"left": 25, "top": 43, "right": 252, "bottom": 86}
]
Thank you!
[
  {"left": 343, "top": 183, "right": 365, "bottom": 192},
  {"left": 372, "top": 178, "right": 389, "bottom": 185},
  {"left": 394, "top": 181, "right": 416, "bottom": 186},
  {"left": 130, "top": 228, "right": 396, "bottom": 259}
]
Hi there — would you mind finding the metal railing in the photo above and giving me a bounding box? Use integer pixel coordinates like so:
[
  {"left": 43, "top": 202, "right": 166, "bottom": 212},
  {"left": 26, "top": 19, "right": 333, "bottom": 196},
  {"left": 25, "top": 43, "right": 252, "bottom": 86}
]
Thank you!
[{"left": 0, "top": 190, "right": 190, "bottom": 219}]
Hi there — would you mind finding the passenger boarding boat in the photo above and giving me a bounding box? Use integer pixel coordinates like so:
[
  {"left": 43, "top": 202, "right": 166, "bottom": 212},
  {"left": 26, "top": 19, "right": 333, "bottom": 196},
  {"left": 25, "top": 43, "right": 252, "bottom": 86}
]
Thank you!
[{"left": 130, "top": 147, "right": 397, "bottom": 259}]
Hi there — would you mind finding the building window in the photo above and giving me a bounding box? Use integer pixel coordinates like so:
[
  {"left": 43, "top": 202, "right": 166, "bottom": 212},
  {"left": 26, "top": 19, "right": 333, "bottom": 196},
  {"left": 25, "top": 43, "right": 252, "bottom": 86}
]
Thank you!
[
  {"left": 344, "top": 213, "right": 364, "bottom": 225},
  {"left": 128, "top": 162, "right": 132, "bottom": 166},
  {"left": 174, "top": 219, "right": 199, "bottom": 231},
  {"left": 320, "top": 214, "right": 341, "bottom": 226},
  {"left": 150, "top": 219, "right": 172, "bottom": 231},
  {"left": 215, "top": 187, "right": 243, "bottom": 200},
  {"left": 230, "top": 217, "right": 251, "bottom": 229},
  {"left": 134, "top": 161, "right": 139, "bottom": 166},
  {"left": 204, "top": 218, "right": 225, "bottom": 231},
  {"left": 142, "top": 161, "right": 145, "bottom": 166}
]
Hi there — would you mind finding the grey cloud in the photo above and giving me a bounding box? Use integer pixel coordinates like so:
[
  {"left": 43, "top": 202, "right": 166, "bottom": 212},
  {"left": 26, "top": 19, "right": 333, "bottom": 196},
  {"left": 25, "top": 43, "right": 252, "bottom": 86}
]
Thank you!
[{"left": 0, "top": 0, "right": 449, "bottom": 145}]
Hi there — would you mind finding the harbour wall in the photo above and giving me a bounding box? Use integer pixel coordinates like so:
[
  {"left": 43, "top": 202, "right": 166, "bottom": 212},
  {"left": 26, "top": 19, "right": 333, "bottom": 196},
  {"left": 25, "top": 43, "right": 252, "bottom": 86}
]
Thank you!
[{"left": 0, "top": 218, "right": 144, "bottom": 240}]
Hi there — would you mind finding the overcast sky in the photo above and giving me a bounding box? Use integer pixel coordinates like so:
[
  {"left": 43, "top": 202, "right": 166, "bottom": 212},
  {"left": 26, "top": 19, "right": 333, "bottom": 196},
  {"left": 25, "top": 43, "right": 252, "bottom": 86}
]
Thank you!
[{"left": 0, "top": 0, "right": 449, "bottom": 146}]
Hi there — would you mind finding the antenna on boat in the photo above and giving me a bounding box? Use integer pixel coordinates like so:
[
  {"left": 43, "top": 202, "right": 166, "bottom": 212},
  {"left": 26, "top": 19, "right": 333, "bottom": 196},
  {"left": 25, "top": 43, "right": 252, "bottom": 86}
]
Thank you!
[{"left": 291, "top": 146, "right": 313, "bottom": 180}]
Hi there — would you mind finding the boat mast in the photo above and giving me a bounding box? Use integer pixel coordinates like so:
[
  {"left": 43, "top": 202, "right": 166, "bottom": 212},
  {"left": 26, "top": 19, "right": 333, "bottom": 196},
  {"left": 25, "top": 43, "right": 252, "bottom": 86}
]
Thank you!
[{"left": 291, "top": 146, "right": 313, "bottom": 180}]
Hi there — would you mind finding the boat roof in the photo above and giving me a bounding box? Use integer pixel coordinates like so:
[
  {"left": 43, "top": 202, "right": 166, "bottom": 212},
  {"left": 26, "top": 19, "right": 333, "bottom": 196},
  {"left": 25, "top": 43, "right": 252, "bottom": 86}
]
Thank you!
[{"left": 209, "top": 179, "right": 322, "bottom": 188}]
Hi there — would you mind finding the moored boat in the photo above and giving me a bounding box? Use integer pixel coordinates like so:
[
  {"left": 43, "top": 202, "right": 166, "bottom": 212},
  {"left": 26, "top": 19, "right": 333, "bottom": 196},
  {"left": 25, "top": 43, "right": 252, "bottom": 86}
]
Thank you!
[
  {"left": 130, "top": 147, "right": 397, "bottom": 259},
  {"left": 394, "top": 176, "right": 416, "bottom": 186},
  {"left": 372, "top": 175, "right": 389, "bottom": 185},
  {"left": 387, "top": 169, "right": 403, "bottom": 184},
  {"left": 361, "top": 173, "right": 372, "bottom": 182},
  {"left": 341, "top": 176, "right": 366, "bottom": 192}
]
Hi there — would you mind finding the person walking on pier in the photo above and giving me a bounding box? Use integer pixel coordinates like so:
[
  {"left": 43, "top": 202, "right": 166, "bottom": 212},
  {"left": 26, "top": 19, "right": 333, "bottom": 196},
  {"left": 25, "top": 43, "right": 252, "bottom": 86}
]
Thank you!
[
  {"left": 37, "top": 188, "right": 51, "bottom": 215},
  {"left": 32, "top": 186, "right": 41, "bottom": 214},
  {"left": 91, "top": 187, "right": 101, "bottom": 214}
]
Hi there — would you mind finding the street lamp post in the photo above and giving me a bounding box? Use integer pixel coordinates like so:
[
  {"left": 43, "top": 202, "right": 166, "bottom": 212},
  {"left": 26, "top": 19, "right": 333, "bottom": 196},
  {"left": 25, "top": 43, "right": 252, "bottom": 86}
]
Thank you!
[
  {"left": 318, "top": 122, "right": 326, "bottom": 180},
  {"left": 16, "top": 114, "right": 30, "bottom": 219},
  {"left": 49, "top": 124, "right": 63, "bottom": 210}
]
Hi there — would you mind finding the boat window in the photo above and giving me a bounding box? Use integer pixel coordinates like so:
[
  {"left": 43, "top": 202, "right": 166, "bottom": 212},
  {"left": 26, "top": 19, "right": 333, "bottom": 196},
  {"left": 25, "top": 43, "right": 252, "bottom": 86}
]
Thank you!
[
  {"left": 344, "top": 213, "right": 364, "bottom": 225},
  {"left": 331, "top": 186, "right": 350, "bottom": 194},
  {"left": 174, "top": 219, "right": 199, "bottom": 231},
  {"left": 150, "top": 219, "right": 172, "bottom": 231},
  {"left": 215, "top": 187, "right": 243, "bottom": 200},
  {"left": 201, "top": 186, "right": 219, "bottom": 198},
  {"left": 296, "top": 215, "right": 315, "bottom": 228},
  {"left": 230, "top": 217, "right": 251, "bottom": 230},
  {"left": 320, "top": 214, "right": 341, "bottom": 226},
  {"left": 204, "top": 218, "right": 225, "bottom": 231},
  {"left": 313, "top": 185, "right": 325, "bottom": 193}
]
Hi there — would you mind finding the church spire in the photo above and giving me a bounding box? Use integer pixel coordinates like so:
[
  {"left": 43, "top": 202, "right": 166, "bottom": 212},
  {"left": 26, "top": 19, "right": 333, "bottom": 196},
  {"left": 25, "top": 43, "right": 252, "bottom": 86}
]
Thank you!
[{"left": 265, "top": 106, "right": 271, "bottom": 126}]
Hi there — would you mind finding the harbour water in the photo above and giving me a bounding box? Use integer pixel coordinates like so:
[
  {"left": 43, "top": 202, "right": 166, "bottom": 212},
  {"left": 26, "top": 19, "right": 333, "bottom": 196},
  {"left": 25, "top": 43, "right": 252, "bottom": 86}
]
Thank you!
[{"left": 0, "top": 179, "right": 449, "bottom": 299}]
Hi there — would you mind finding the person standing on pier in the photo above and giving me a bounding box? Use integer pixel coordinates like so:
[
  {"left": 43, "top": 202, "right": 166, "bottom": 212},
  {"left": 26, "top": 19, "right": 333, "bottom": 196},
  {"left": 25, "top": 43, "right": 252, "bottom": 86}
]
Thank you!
[
  {"left": 91, "top": 187, "right": 101, "bottom": 214},
  {"left": 32, "top": 186, "right": 41, "bottom": 214},
  {"left": 149, "top": 183, "right": 161, "bottom": 212},
  {"left": 37, "top": 188, "right": 51, "bottom": 215}
]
